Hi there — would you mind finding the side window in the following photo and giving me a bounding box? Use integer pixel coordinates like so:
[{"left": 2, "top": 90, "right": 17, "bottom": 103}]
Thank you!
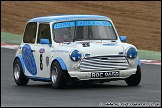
[
  {"left": 23, "top": 22, "right": 37, "bottom": 43},
  {"left": 37, "top": 24, "right": 52, "bottom": 44}
]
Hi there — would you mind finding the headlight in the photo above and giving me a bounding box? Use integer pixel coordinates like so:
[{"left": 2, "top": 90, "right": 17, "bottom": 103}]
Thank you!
[
  {"left": 69, "top": 50, "right": 81, "bottom": 61},
  {"left": 126, "top": 47, "right": 138, "bottom": 59}
]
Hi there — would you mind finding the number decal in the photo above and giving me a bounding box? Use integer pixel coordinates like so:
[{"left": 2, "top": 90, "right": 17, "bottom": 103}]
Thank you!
[{"left": 40, "top": 54, "right": 43, "bottom": 70}]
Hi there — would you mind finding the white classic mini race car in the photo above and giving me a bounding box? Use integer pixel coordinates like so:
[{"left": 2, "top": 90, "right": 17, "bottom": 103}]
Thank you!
[{"left": 13, "top": 14, "right": 141, "bottom": 89}]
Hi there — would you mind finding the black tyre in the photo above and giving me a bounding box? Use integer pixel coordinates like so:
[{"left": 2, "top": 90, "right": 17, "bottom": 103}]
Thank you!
[
  {"left": 125, "top": 66, "right": 141, "bottom": 86},
  {"left": 13, "top": 58, "right": 29, "bottom": 85},
  {"left": 51, "top": 61, "right": 68, "bottom": 89}
]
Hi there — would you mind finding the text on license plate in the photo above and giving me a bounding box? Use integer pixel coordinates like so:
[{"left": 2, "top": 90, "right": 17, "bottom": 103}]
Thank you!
[{"left": 91, "top": 71, "right": 119, "bottom": 78}]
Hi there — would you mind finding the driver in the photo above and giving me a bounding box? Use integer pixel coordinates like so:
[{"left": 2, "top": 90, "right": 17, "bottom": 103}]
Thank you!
[
  {"left": 55, "top": 27, "right": 72, "bottom": 43},
  {"left": 62, "top": 28, "right": 72, "bottom": 42}
]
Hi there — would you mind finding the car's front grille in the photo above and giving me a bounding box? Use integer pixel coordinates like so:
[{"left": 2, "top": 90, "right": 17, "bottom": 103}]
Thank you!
[{"left": 79, "top": 56, "right": 129, "bottom": 71}]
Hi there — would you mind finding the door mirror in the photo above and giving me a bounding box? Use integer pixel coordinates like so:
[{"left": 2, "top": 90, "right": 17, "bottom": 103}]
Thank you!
[
  {"left": 119, "top": 36, "right": 126, "bottom": 42},
  {"left": 40, "top": 38, "right": 51, "bottom": 47}
]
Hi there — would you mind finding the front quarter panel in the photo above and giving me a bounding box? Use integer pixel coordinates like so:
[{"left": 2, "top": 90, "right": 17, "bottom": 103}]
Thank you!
[{"left": 120, "top": 42, "right": 139, "bottom": 68}]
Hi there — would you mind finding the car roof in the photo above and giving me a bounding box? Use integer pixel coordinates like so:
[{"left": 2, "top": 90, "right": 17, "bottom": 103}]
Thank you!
[{"left": 28, "top": 14, "right": 110, "bottom": 23}]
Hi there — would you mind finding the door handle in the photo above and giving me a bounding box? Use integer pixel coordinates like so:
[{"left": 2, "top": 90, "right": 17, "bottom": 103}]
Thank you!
[{"left": 31, "top": 49, "right": 35, "bottom": 52}]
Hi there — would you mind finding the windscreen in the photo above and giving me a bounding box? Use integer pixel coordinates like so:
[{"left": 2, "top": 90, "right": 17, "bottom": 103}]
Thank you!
[{"left": 53, "top": 20, "right": 117, "bottom": 43}]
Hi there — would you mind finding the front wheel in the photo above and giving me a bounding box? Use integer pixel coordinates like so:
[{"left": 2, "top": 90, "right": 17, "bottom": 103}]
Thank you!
[
  {"left": 50, "top": 61, "right": 68, "bottom": 89},
  {"left": 125, "top": 66, "right": 141, "bottom": 86},
  {"left": 13, "top": 59, "right": 29, "bottom": 86}
]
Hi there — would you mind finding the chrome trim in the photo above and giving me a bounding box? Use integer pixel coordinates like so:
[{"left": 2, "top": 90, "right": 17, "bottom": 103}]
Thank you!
[{"left": 79, "top": 56, "right": 129, "bottom": 71}]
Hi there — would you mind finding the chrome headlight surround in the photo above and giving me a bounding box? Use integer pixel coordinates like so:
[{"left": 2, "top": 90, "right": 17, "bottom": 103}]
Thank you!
[
  {"left": 69, "top": 50, "right": 82, "bottom": 61},
  {"left": 126, "top": 47, "right": 138, "bottom": 59}
]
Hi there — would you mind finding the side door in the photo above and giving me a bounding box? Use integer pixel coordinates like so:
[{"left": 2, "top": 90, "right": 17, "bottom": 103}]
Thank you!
[
  {"left": 32, "top": 23, "right": 53, "bottom": 78},
  {"left": 21, "top": 22, "right": 38, "bottom": 77}
]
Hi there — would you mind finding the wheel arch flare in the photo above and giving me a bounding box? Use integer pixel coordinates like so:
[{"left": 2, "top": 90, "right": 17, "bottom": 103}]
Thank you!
[
  {"left": 13, "top": 55, "right": 26, "bottom": 76},
  {"left": 50, "top": 57, "right": 67, "bottom": 71}
]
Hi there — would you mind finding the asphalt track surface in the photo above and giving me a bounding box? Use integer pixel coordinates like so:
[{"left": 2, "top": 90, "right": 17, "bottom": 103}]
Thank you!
[{"left": 1, "top": 48, "right": 161, "bottom": 107}]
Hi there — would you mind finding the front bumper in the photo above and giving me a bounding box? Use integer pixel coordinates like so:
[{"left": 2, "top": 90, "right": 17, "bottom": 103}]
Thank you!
[{"left": 68, "top": 68, "right": 137, "bottom": 80}]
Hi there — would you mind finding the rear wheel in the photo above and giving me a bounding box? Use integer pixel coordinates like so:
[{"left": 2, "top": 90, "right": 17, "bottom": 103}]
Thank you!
[
  {"left": 13, "top": 59, "right": 29, "bottom": 85},
  {"left": 125, "top": 66, "right": 141, "bottom": 86},
  {"left": 51, "top": 61, "right": 68, "bottom": 89}
]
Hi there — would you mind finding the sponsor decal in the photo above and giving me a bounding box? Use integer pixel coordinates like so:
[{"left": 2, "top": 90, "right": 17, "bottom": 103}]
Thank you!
[
  {"left": 54, "top": 22, "right": 75, "bottom": 29},
  {"left": 39, "top": 48, "right": 45, "bottom": 53},
  {"left": 22, "top": 44, "right": 37, "bottom": 76},
  {"left": 51, "top": 50, "right": 69, "bottom": 53},
  {"left": 76, "top": 21, "right": 112, "bottom": 26},
  {"left": 54, "top": 21, "right": 112, "bottom": 29},
  {"left": 46, "top": 56, "right": 49, "bottom": 67}
]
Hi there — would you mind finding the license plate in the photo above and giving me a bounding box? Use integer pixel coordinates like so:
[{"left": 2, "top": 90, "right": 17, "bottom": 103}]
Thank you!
[{"left": 91, "top": 71, "right": 119, "bottom": 78}]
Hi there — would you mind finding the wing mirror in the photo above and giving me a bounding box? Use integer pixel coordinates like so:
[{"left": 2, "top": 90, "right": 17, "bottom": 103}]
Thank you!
[
  {"left": 40, "top": 38, "right": 51, "bottom": 47},
  {"left": 119, "top": 36, "right": 126, "bottom": 42}
]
